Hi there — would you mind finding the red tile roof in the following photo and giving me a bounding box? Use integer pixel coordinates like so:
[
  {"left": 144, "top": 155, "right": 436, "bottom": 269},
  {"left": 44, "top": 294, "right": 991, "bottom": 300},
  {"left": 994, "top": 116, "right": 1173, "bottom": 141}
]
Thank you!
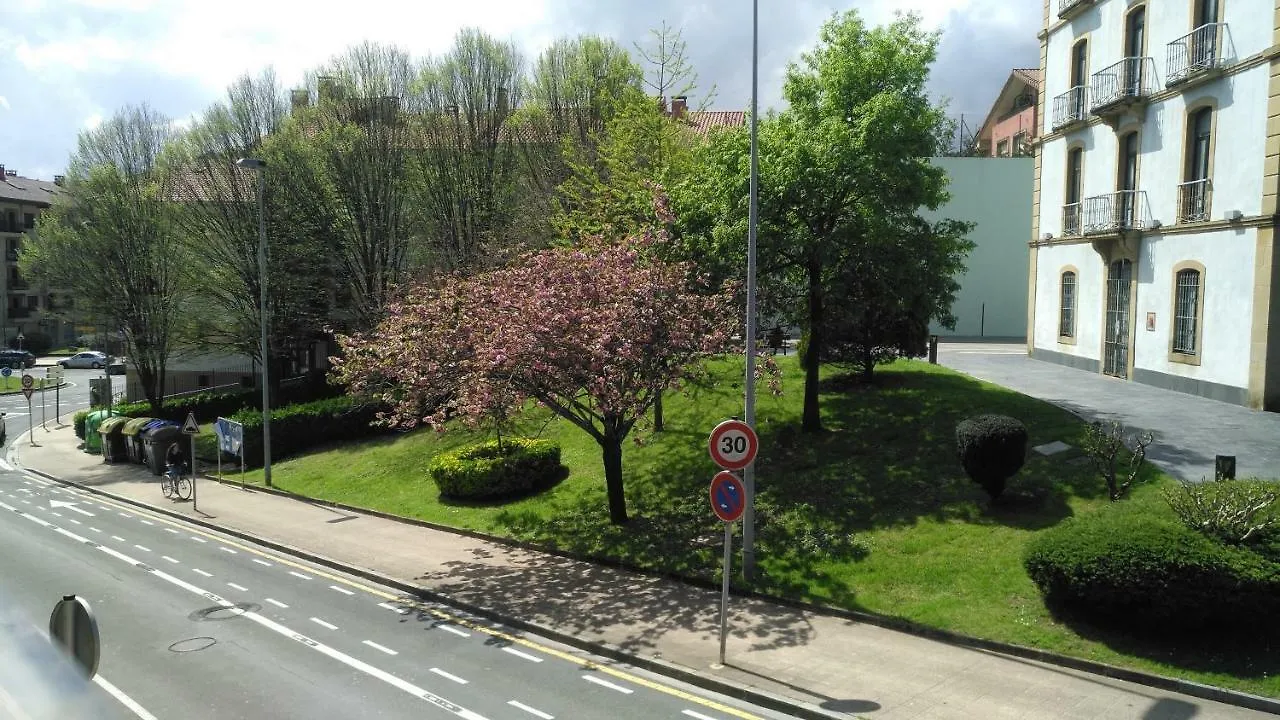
[
  {"left": 684, "top": 111, "right": 746, "bottom": 134},
  {"left": 1012, "top": 68, "right": 1043, "bottom": 89}
]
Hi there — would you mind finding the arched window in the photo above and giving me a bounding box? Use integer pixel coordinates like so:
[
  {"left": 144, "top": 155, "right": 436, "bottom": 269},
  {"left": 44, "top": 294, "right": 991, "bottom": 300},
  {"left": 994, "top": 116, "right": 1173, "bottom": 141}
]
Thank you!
[
  {"left": 1059, "top": 270, "right": 1077, "bottom": 339},
  {"left": 1172, "top": 267, "right": 1203, "bottom": 355}
]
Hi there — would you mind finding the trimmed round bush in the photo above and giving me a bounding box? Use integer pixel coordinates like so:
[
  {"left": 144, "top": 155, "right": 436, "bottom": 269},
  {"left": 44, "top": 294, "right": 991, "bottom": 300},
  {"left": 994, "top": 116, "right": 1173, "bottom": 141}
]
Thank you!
[
  {"left": 1024, "top": 507, "right": 1280, "bottom": 631},
  {"left": 428, "top": 438, "right": 562, "bottom": 500},
  {"left": 955, "top": 414, "right": 1028, "bottom": 499}
]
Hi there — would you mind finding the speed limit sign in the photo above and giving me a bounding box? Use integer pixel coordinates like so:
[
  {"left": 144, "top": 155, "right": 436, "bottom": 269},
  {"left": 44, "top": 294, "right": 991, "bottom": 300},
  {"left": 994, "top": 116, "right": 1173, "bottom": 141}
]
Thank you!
[{"left": 708, "top": 419, "right": 758, "bottom": 470}]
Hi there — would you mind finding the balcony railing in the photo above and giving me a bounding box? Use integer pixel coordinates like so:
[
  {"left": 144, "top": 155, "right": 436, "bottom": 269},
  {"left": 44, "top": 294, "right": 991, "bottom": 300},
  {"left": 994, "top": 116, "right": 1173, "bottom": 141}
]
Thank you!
[
  {"left": 1058, "top": 0, "right": 1095, "bottom": 20},
  {"left": 1167, "top": 23, "right": 1227, "bottom": 86},
  {"left": 1082, "top": 191, "right": 1149, "bottom": 234},
  {"left": 1062, "top": 202, "right": 1082, "bottom": 237},
  {"left": 1090, "top": 57, "right": 1155, "bottom": 115},
  {"left": 1177, "top": 178, "right": 1212, "bottom": 223},
  {"left": 1052, "top": 86, "right": 1089, "bottom": 131}
]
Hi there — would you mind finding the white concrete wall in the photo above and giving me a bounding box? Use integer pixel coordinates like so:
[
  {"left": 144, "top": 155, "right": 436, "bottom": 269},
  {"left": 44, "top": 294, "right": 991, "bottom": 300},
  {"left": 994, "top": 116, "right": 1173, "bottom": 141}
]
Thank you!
[
  {"left": 1134, "top": 227, "right": 1258, "bottom": 388},
  {"left": 925, "top": 157, "right": 1032, "bottom": 339},
  {"left": 1034, "top": 242, "right": 1105, "bottom": 358}
]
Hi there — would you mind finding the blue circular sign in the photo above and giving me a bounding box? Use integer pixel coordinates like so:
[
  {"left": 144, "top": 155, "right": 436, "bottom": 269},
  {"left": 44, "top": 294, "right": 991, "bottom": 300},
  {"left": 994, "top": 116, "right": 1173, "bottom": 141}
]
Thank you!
[
  {"left": 1, "top": 367, "right": 10, "bottom": 377},
  {"left": 710, "top": 471, "right": 746, "bottom": 523}
]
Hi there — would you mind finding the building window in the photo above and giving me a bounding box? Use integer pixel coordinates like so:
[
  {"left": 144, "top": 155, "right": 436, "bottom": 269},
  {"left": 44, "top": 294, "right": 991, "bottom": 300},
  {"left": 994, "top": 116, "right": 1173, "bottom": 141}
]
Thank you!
[
  {"left": 26, "top": 295, "right": 37, "bottom": 310},
  {"left": 1064, "top": 147, "right": 1084, "bottom": 235},
  {"left": 997, "top": 139, "right": 1010, "bottom": 157},
  {"left": 1013, "top": 132, "right": 1029, "bottom": 156},
  {"left": 1059, "top": 271, "right": 1077, "bottom": 339},
  {"left": 1179, "top": 107, "right": 1213, "bottom": 222},
  {"left": 1172, "top": 267, "right": 1202, "bottom": 355},
  {"left": 1117, "top": 131, "right": 1140, "bottom": 227},
  {"left": 22, "top": 213, "right": 34, "bottom": 230}
]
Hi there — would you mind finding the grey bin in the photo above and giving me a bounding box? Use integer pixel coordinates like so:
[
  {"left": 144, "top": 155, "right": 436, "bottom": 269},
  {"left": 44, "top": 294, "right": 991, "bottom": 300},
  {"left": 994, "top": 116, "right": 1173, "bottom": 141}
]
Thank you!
[
  {"left": 98, "top": 417, "right": 130, "bottom": 464},
  {"left": 142, "top": 426, "right": 184, "bottom": 476}
]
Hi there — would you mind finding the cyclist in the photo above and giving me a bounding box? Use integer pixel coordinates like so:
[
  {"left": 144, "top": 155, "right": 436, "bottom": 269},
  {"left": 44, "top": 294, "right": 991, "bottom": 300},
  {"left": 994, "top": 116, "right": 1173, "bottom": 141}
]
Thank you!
[{"left": 164, "top": 442, "right": 187, "bottom": 489}]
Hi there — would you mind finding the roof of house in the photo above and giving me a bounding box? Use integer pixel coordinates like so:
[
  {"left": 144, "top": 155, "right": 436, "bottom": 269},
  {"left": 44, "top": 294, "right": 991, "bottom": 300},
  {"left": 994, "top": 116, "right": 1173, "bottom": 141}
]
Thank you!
[
  {"left": 1012, "top": 68, "right": 1043, "bottom": 88},
  {"left": 973, "top": 68, "right": 1044, "bottom": 146},
  {"left": 685, "top": 111, "right": 747, "bottom": 133},
  {"left": 0, "top": 175, "right": 64, "bottom": 207}
]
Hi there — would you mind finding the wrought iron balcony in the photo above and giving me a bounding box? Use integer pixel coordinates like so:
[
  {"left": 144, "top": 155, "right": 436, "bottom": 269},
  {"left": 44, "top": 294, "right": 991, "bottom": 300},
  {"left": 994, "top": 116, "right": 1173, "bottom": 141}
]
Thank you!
[
  {"left": 1052, "top": 86, "right": 1089, "bottom": 131},
  {"left": 1167, "top": 23, "right": 1227, "bottom": 86},
  {"left": 1082, "top": 190, "right": 1149, "bottom": 234},
  {"left": 1090, "top": 58, "right": 1156, "bottom": 116},
  {"left": 1177, "top": 179, "right": 1212, "bottom": 223},
  {"left": 1058, "top": 0, "right": 1095, "bottom": 20},
  {"left": 1062, "top": 202, "right": 1083, "bottom": 237}
]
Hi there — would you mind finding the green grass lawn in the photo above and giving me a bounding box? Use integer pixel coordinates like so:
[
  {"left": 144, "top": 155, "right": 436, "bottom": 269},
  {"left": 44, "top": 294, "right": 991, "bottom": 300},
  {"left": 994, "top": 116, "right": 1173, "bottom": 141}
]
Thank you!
[
  {"left": 225, "top": 356, "right": 1280, "bottom": 697},
  {"left": 0, "top": 375, "right": 52, "bottom": 394}
]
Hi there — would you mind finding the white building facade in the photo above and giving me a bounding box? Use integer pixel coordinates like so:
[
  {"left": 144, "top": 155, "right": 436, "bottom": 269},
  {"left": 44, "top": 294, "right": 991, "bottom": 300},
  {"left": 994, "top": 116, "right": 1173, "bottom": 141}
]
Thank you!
[{"left": 1029, "top": 0, "right": 1280, "bottom": 410}]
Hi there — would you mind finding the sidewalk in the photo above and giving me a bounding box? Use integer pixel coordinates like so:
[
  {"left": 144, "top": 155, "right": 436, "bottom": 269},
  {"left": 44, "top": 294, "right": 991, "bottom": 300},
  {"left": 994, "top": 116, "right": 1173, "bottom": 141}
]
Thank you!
[{"left": 10, "top": 423, "right": 1276, "bottom": 720}]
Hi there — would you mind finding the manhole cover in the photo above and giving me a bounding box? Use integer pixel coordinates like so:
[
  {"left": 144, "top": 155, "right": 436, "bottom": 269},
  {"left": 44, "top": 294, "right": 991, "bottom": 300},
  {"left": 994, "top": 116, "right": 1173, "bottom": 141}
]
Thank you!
[
  {"left": 189, "top": 603, "right": 259, "bottom": 622},
  {"left": 169, "top": 637, "right": 216, "bottom": 653}
]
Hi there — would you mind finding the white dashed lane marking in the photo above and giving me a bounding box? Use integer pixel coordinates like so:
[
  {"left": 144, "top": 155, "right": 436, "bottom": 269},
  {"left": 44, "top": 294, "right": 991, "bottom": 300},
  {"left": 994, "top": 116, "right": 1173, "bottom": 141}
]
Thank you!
[
  {"left": 583, "top": 675, "right": 633, "bottom": 694},
  {"left": 502, "top": 647, "right": 544, "bottom": 663},
  {"left": 162, "top": 556, "right": 180, "bottom": 564},
  {"left": 379, "top": 602, "right": 410, "bottom": 615},
  {"left": 430, "top": 668, "right": 468, "bottom": 685},
  {"left": 164, "top": 528, "right": 179, "bottom": 534},
  {"left": 330, "top": 585, "right": 354, "bottom": 596},
  {"left": 190, "top": 536, "right": 207, "bottom": 543},
  {"left": 252, "top": 559, "right": 272, "bottom": 567},
  {"left": 266, "top": 598, "right": 288, "bottom": 609},
  {"left": 288, "top": 571, "right": 312, "bottom": 580},
  {"left": 508, "top": 700, "right": 554, "bottom": 719},
  {"left": 219, "top": 546, "right": 237, "bottom": 555},
  {"left": 363, "top": 640, "right": 397, "bottom": 656},
  {"left": 438, "top": 624, "right": 470, "bottom": 638},
  {"left": 133, "top": 545, "right": 151, "bottom": 553},
  {"left": 683, "top": 711, "right": 719, "bottom": 720},
  {"left": 192, "top": 568, "right": 213, "bottom": 578},
  {"left": 227, "top": 582, "right": 248, "bottom": 592},
  {"left": 311, "top": 617, "right": 338, "bottom": 631}
]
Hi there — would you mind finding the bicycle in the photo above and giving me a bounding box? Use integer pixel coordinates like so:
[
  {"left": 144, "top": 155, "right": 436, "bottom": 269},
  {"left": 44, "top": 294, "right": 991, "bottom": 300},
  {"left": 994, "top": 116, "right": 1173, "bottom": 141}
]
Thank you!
[{"left": 162, "top": 463, "right": 192, "bottom": 501}]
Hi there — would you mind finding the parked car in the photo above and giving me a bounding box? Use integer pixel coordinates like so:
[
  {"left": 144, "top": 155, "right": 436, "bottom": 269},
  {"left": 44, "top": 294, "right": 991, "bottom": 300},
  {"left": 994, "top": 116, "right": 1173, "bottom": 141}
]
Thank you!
[
  {"left": 58, "top": 351, "right": 107, "bottom": 370},
  {"left": 0, "top": 350, "right": 35, "bottom": 369}
]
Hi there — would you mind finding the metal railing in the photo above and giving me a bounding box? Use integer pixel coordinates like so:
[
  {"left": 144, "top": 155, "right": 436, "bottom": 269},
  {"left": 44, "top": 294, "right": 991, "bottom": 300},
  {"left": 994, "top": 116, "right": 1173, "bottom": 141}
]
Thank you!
[
  {"left": 1082, "top": 190, "right": 1148, "bottom": 234},
  {"left": 1058, "top": 0, "right": 1094, "bottom": 19},
  {"left": 1052, "top": 86, "right": 1089, "bottom": 131},
  {"left": 1167, "top": 23, "right": 1226, "bottom": 86},
  {"left": 1177, "top": 179, "right": 1211, "bottom": 223},
  {"left": 1062, "top": 202, "right": 1082, "bottom": 237},
  {"left": 1090, "top": 57, "right": 1155, "bottom": 113}
]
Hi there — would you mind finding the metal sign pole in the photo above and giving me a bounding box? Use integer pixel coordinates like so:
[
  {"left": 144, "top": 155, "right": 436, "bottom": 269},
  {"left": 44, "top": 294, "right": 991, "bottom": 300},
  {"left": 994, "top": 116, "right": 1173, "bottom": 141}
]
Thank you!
[
  {"left": 55, "top": 376, "right": 61, "bottom": 422},
  {"left": 41, "top": 380, "right": 47, "bottom": 431},
  {"left": 190, "top": 433, "right": 198, "bottom": 513},
  {"left": 26, "top": 396, "right": 33, "bottom": 445},
  {"left": 718, "top": 520, "right": 732, "bottom": 666}
]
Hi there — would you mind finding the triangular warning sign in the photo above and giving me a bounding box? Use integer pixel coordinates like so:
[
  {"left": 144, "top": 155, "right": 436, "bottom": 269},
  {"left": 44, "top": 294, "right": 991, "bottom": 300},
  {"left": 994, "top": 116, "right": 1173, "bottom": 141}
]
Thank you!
[{"left": 182, "top": 412, "right": 200, "bottom": 435}]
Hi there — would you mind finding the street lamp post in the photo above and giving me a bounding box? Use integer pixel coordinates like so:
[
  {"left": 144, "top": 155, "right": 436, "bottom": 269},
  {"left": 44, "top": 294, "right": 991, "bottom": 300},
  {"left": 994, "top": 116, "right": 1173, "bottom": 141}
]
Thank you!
[
  {"left": 236, "top": 157, "right": 272, "bottom": 487},
  {"left": 742, "top": 0, "right": 761, "bottom": 581}
]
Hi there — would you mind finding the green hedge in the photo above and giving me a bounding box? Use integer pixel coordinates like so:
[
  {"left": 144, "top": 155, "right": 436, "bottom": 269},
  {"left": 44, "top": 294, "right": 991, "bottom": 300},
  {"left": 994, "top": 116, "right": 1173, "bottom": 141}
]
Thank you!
[
  {"left": 1024, "top": 505, "right": 1280, "bottom": 631},
  {"left": 74, "top": 409, "right": 90, "bottom": 440},
  {"left": 111, "top": 381, "right": 342, "bottom": 424},
  {"left": 428, "top": 438, "right": 562, "bottom": 500},
  {"left": 221, "top": 396, "right": 389, "bottom": 467}
]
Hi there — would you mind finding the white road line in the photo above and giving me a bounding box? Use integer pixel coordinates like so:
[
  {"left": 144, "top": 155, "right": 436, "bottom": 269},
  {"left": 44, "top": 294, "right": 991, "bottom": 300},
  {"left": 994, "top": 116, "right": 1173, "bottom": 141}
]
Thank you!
[
  {"left": 20, "top": 499, "right": 29, "bottom": 504},
  {"left": 94, "top": 675, "right": 158, "bottom": 720},
  {"left": 51, "top": 511, "right": 62, "bottom": 517},
  {"left": 363, "top": 640, "right": 398, "bottom": 655},
  {"left": 192, "top": 568, "right": 213, "bottom": 577},
  {"left": 10, "top": 511, "right": 490, "bottom": 720},
  {"left": 438, "top": 624, "right": 470, "bottom": 638},
  {"left": 252, "top": 558, "right": 272, "bottom": 566},
  {"left": 164, "top": 528, "right": 179, "bottom": 534},
  {"left": 89, "top": 526, "right": 101, "bottom": 533},
  {"left": 330, "top": 585, "right": 355, "bottom": 596},
  {"left": 430, "top": 668, "right": 468, "bottom": 685},
  {"left": 502, "top": 647, "right": 544, "bottom": 663},
  {"left": 508, "top": 700, "right": 554, "bottom": 719},
  {"left": 582, "top": 675, "right": 633, "bottom": 694},
  {"left": 682, "top": 710, "right": 719, "bottom": 720},
  {"left": 288, "top": 571, "right": 312, "bottom": 580},
  {"left": 118, "top": 512, "right": 131, "bottom": 518},
  {"left": 133, "top": 545, "right": 151, "bottom": 553},
  {"left": 161, "top": 556, "right": 179, "bottom": 564},
  {"left": 139, "top": 519, "right": 154, "bottom": 526},
  {"left": 190, "top": 536, "right": 207, "bottom": 543},
  {"left": 378, "top": 602, "right": 410, "bottom": 615},
  {"left": 69, "top": 518, "right": 81, "bottom": 525},
  {"left": 111, "top": 535, "right": 126, "bottom": 542},
  {"left": 311, "top": 617, "right": 339, "bottom": 630},
  {"left": 266, "top": 598, "right": 289, "bottom": 609},
  {"left": 219, "top": 546, "right": 238, "bottom": 554},
  {"left": 227, "top": 582, "right": 248, "bottom": 592}
]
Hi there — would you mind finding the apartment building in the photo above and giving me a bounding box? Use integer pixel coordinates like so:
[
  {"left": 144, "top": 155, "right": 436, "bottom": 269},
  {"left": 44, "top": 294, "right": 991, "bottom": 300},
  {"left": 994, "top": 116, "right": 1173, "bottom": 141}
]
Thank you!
[
  {"left": 1028, "top": 0, "right": 1280, "bottom": 410},
  {"left": 0, "top": 167, "right": 72, "bottom": 349}
]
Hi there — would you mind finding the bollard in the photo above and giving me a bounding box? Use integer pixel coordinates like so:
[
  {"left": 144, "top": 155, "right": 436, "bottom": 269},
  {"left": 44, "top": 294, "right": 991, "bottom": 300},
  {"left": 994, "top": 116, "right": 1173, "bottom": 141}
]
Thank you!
[
  {"left": 928, "top": 335, "right": 939, "bottom": 364},
  {"left": 1215, "top": 455, "right": 1237, "bottom": 481}
]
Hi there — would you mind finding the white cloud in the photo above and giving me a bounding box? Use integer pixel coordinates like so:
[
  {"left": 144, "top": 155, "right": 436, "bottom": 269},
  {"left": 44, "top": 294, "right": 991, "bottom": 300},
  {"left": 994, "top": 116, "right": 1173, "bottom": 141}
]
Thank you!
[{"left": 0, "top": 96, "right": 9, "bottom": 110}]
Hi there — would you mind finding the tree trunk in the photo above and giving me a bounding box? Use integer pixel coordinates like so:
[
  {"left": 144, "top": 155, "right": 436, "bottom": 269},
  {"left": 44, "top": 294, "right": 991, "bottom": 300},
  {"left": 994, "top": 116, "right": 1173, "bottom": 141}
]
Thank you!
[
  {"left": 802, "top": 255, "right": 824, "bottom": 433},
  {"left": 601, "top": 435, "right": 629, "bottom": 524},
  {"left": 653, "top": 391, "right": 664, "bottom": 432}
]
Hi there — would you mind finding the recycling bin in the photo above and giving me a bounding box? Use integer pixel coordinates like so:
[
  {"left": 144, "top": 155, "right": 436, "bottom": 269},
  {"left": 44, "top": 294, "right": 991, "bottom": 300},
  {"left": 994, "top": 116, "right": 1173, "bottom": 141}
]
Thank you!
[
  {"left": 83, "top": 409, "right": 118, "bottom": 454},
  {"left": 143, "top": 425, "right": 184, "bottom": 476},
  {"left": 98, "top": 416, "right": 130, "bottom": 463},
  {"left": 121, "top": 417, "right": 156, "bottom": 464}
]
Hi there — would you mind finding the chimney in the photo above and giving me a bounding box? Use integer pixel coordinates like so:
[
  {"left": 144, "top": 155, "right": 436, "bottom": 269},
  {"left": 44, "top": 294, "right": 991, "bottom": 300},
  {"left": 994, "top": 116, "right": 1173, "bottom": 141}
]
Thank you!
[
  {"left": 317, "top": 76, "right": 337, "bottom": 104},
  {"left": 671, "top": 96, "right": 688, "bottom": 119},
  {"left": 496, "top": 86, "right": 509, "bottom": 118},
  {"left": 291, "top": 88, "right": 310, "bottom": 114},
  {"left": 53, "top": 175, "right": 65, "bottom": 186}
]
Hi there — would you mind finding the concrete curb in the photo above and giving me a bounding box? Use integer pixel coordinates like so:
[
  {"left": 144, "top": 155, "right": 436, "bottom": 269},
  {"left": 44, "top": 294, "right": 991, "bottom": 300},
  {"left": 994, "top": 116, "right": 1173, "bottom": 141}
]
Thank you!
[
  {"left": 19, "top": 460, "right": 846, "bottom": 720},
  {"left": 191, "top": 475, "right": 1280, "bottom": 716}
]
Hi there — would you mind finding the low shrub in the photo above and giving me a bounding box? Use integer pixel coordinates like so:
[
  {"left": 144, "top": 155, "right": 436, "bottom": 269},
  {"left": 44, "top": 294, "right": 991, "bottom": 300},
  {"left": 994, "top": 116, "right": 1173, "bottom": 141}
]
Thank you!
[
  {"left": 955, "top": 414, "right": 1028, "bottom": 500},
  {"left": 1164, "top": 478, "right": 1280, "bottom": 547},
  {"left": 111, "top": 380, "right": 344, "bottom": 424},
  {"left": 428, "top": 438, "right": 562, "bottom": 500},
  {"left": 1082, "top": 420, "right": 1153, "bottom": 500},
  {"left": 1024, "top": 505, "right": 1280, "bottom": 631},
  {"left": 73, "top": 410, "right": 90, "bottom": 440},
  {"left": 225, "top": 396, "right": 389, "bottom": 467}
]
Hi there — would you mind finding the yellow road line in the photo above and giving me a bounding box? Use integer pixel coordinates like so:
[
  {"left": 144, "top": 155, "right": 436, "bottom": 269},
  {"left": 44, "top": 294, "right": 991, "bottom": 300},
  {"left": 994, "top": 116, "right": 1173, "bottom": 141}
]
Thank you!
[{"left": 31, "top": 477, "right": 763, "bottom": 720}]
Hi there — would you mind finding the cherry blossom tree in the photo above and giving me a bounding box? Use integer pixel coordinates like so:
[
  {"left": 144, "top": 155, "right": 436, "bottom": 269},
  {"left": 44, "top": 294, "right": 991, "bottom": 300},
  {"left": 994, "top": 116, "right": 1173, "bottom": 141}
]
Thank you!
[{"left": 333, "top": 212, "right": 739, "bottom": 524}]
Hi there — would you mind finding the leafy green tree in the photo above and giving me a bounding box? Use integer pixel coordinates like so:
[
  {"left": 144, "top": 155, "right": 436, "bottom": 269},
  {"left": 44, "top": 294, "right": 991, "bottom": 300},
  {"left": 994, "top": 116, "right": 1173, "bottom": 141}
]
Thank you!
[
  {"left": 22, "top": 104, "right": 187, "bottom": 411},
  {"left": 674, "top": 11, "right": 966, "bottom": 432}
]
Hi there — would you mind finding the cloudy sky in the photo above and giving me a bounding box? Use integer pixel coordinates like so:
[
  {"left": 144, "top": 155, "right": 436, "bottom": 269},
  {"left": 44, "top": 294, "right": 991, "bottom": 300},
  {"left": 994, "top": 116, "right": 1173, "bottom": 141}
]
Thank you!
[{"left": 0, "top": 0, "right": 1039, "bottom": 180}]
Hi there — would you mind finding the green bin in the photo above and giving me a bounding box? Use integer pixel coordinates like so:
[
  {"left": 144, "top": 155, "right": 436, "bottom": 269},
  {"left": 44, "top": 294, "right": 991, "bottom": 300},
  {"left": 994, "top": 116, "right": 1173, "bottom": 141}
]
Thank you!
[{"left": 83, "top": 409, "right": 119, "bottom": 454}]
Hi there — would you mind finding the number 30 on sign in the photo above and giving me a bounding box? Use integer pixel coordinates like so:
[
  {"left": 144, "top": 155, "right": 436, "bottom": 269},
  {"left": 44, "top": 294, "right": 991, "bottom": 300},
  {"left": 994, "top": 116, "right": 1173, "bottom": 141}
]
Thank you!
[{"left": 708, "top": 419, "right": 759, "bottom": 470}]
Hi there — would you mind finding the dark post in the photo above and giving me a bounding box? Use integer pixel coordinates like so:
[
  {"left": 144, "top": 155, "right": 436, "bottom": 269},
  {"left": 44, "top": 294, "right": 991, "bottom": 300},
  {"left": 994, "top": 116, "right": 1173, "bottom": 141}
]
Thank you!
[
  {"left": 1215, "top": 455, "right": 1237, "bottom": 481},
  {"left": 928, "top": 335, "right": 939, "bottom": 364}
]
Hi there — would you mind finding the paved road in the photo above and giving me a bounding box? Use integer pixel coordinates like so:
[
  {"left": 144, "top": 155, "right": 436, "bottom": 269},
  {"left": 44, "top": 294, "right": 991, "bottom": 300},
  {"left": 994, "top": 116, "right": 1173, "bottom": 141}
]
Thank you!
[
  {"left": 1, "top": 365, "right": 95, "bottom": 451},
  {"left": 0, "top": 466, "right": 791, "bottom": 720}
]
